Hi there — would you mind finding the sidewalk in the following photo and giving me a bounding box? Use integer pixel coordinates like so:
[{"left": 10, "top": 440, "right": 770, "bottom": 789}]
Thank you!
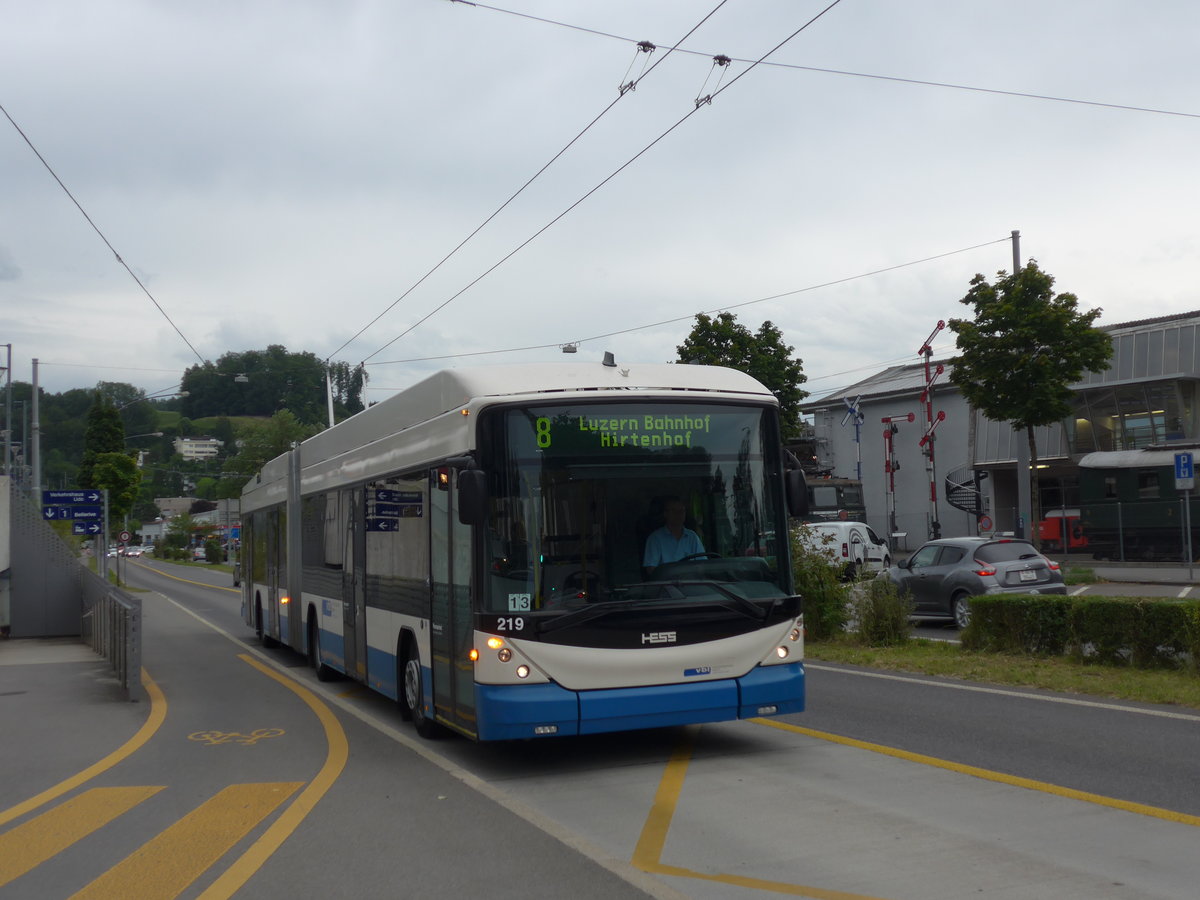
[{"left": 1083, "top": 562, "right": 1200, "bottom": 586}]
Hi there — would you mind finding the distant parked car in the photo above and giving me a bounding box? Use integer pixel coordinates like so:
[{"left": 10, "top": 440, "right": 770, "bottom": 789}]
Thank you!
[
  {"left": 882, "top": 537, "right": 1066, "bottom": 627},
  {"left": 795, "top": 521, "right": 891, "bottom": 579},
  {"left": 192, "top": 546, "right": 207, "bottom": 562}
]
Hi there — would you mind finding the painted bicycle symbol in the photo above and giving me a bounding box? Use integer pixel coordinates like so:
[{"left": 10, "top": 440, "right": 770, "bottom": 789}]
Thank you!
[{"left": 188, "top": 728, "right": 285, "bottom": 746}]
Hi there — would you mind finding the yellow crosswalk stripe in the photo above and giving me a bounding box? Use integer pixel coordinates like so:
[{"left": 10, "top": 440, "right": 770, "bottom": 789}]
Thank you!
[
  {"left": 70, "top": 782, "right": 303, "bottom": 900},
  {"left": 0, "top": 786, "right": 164, "bottom": 887}
]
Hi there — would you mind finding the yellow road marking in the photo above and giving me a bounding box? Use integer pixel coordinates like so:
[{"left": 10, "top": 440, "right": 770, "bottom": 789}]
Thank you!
[
  {"left": 632, "top": 728, "right": 890, "bottom": 900},
  {"left": 195, "top": 653, "right": 348, "bottom": 900},
  {"left": 754, "top": 718, "right": 1200, "bottom": 828},
  {"left": 0, "top": 786, "right": 163, "bottom": 887},
  {"left": 0, "top": 669, "right": 167, "bottom": 829},
  {"left": 133, "top": 560, "right": 240, "bottom": 593},
  {"left": 70, "top": 782, "right": 302, "bottom": 900}
]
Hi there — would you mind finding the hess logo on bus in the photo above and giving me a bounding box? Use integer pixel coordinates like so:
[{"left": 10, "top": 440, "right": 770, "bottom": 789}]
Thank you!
[{"left": 642, "top": 631, "right": 677, "bottom": 644}]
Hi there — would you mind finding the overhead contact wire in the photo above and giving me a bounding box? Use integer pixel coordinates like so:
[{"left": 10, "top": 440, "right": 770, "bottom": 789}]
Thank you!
[
  {"left": 367, "top": 230, "right": 1001, "bottom": 369},
  {"left": 0, "top": 101, "right": 207, "bottom": 365},
  {"left": 361, "top": 0, "right": 842, "bottom": 365},
  {"left": 330, "top": 2, "right": 730, "bottom": 364}
]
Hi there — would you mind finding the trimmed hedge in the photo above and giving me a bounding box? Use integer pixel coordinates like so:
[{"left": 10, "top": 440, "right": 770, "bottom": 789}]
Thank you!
[{"left": 961, "top": 594, "right": 1200, "bottom": 671}]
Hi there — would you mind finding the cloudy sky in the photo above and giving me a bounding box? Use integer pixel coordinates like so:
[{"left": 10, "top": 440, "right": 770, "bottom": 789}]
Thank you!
[{"left": 3, "top": 1, "right": 1198, "bottom": 404}]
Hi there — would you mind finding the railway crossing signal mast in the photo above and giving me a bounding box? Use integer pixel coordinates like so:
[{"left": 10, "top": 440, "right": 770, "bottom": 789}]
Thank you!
[
  {"left": 841, "top": 396, "right": 864, "bottom": 482},
  {"left": 919, "top": 321, "right": 946, "bottom": 539},
  {"left": 881, "top": 412, "right": 915, "bottom": 540}
]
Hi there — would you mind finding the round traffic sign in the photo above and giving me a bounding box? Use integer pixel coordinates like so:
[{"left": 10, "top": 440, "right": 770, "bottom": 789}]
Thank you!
[
  {"left": 118, "top": 530, "right": 132, "bottom": 543},
  {"left": 978, "top": 515, "right": 993, "bottom": 532}
]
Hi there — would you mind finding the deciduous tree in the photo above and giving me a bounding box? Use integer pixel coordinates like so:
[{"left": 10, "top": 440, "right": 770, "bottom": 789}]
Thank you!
[
  {"left": 676, "top": 312, "right": 808, "bottom": 439},
  {"left": 948, "top": 261, "right": 1113, "bottom": 539}
]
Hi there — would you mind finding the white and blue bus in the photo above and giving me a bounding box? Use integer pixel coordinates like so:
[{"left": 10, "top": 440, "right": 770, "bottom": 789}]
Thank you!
[{"left": 241, "top": 360, "right": 808, "bottom": 740}]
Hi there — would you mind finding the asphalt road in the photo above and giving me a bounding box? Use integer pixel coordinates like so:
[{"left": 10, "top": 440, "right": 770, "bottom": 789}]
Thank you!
[{"left": 4, "top": 559, "right": 1199, "bottom": 899}]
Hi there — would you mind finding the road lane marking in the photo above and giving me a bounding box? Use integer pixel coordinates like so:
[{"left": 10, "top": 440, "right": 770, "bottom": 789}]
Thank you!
[
  {"left": 194, "top": 654, "right": 348, "bottom": 900},
  {"left": 754, "top": 718, "right": 1200, "bottom": 828},
  {"left": 157, "top": 589, "right": 689, "bottom": 900},
  {"left": 805, "top": 662, "right": 1200, "bottom": 722},
  {"left": 1070, "top": 585, "right": 1089, "bottom": 595},
  {"left": 71, "top": 782, "right": 303, "bottom": 900},
  {"left": 631, "top": 728, "right": 890, "bottom": 900},
  {"left": 0, "top": 669, "right": 167, "bottom": 829},
  {"left": 0, "top": 786, "right": 163, "bottom": 887},
  {"left": 133, "top": 560, "right": 240, "bottom": 593},
  {"left": 1178, "top": 586, "right": 1193, "bottom": 598}
]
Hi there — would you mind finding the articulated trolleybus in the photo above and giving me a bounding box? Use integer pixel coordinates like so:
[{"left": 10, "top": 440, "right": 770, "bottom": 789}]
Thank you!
[{"left": 241, "top": 360, "right": 809, "bottom": 740}]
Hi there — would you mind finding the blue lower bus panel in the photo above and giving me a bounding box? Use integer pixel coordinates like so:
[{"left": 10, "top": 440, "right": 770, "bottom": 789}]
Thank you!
[{"left": 475, "top": 662, "right": 805, "bottom": 741}]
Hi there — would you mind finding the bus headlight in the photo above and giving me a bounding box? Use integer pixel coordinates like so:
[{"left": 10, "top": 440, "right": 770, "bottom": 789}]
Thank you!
[
  {"left": 775, "top": 645, "right": 789, "bottom": 659},
  {"left": 516, "top": 665, "right": 530, "bottom": 678},
  {"left": 497, "top": 648, "right": 512, "bottom": 663}
]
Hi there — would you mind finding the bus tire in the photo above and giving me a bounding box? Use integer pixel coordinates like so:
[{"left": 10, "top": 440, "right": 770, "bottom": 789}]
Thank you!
[
  {"left": 309, "top": 613, "right": 337, "bottom": 682},
  {"left": 402, "top": 646, "right": 440, "bottom": 739},
  {"left": 255, "top": 597, "right": 277, "bottom": 649}
]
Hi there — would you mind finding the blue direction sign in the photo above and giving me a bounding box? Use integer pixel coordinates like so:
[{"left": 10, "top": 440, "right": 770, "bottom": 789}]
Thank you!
[
  {"left": 72, "top": 522, "right": 103, "bottom": 535},
  {"left": 43, "top": 489, "right": 102, "bottom": 505},
  {"left": 366, "top": 517, "right": 399, "bottom": 532},
  {"left": 1176, "top": 451, "right": 1195, "bottom": 490},
  {"left": 43, "top": 505, "right": 103, "bottom": 521}
]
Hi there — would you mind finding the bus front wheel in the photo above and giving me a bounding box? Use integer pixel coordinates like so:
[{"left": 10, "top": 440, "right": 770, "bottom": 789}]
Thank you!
[{"left": 402, "top": 648, "right": 440, "bottom": 739}]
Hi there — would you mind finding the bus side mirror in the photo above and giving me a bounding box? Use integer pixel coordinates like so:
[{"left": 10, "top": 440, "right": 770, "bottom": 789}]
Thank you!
[
  {"left": 457, "top": 469, "right": 488, "bottom": 526},
  {"left": 786, "top": 469, "right": 809, "bottom": 518}
]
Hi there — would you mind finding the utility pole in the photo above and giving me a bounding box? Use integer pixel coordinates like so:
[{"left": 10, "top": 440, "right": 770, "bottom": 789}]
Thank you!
[
  {"left": 1013, "top": 230, "right": 1033, "bottom": 539},
  {"left": 3, "top": 343, "right": 11, "bottom": 477},
  {"left": 31, "top": 358, "right": 41, "bottom": 494}
]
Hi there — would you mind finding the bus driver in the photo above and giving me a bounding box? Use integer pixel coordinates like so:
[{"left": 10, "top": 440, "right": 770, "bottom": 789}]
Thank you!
[{"left": 643, "top": 496, "right": 704, "bottom": 576}]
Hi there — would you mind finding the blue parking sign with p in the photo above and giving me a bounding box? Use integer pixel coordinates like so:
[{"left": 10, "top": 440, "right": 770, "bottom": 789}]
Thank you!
[{"left": 1175, "top": 451, "right": 1194, "bottom": 488}]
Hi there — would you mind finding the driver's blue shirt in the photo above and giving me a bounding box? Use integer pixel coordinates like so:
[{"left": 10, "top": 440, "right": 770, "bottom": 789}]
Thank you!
[{"left": 643, "top": 526, "right": 705, "bottom": 569}]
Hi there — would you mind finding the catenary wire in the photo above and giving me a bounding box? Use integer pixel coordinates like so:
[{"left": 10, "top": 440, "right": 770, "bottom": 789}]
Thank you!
[
  {"left": 325, "top": 1, "right": 732, "bottom": 364},
  {"left": 1, "top": 101, "right": 208, "bottom": 366},
  {"left": 450, "top": 1, "right": 1200, "bottom": 120},
  {"left": 367, "top": 233, "right": 1003, "bottom": 368},
  {"left": 359, "top": 0, "right": 846, "bottom": 365}
]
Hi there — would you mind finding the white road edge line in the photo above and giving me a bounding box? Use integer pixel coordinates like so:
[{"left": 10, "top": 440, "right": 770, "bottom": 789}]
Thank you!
[{"left": 805, "top": 662, "right": 1200, "bottom": 722}]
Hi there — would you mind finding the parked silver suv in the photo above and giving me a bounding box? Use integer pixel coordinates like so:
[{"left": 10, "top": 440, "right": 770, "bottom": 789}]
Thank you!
[{"left": 882, "top": 537, "right": 1066, "bottom": 627}]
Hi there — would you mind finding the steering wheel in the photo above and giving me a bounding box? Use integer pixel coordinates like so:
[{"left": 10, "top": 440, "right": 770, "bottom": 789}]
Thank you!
[{"left": 678, "top": 552, "right": 721, "bottom": 562}]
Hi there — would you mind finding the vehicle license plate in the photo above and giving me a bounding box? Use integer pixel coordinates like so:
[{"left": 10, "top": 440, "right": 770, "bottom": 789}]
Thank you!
[{"left": 1019, "top": 569, "right": 1037, "bottom": 582}]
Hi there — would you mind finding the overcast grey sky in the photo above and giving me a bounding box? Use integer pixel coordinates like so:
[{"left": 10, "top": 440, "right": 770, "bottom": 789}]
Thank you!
[{"left": 3, "top": 1, "right": 1198, "bottom": 403}]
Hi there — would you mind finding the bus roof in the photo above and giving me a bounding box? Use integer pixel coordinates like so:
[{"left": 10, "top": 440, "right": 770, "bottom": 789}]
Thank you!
[{"left": 244, "top": 361, "right": 777, "bottom": 504}]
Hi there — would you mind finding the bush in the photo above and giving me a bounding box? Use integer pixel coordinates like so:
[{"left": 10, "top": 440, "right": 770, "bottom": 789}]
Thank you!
[
  {"left": 790, "top": 525, "right": 850, "bottom": 641},
  {"left": 964, "top": 594, "right": 1199, "bottom": 671},
  {"left": 1068, "top": 598, "right": 1190, "bottom": 669},
  {"left": 848, "top": 578, "right": 913, "bottom": 646},
  {"left": 203, "top": 537, "right": 222, "bottom": 563},
  {"left": 962, "top": 595, "right": 1073, "bottom": 655}
]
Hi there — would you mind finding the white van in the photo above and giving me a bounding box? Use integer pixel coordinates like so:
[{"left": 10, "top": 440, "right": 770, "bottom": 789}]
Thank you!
[{"left": 795, "top": 521, "right": 892, "bottom": 579}]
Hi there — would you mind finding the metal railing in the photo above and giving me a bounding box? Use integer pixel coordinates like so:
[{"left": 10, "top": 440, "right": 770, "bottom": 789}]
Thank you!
[{"left": 80, "top": 569, "right": 142, "bottom": 702}]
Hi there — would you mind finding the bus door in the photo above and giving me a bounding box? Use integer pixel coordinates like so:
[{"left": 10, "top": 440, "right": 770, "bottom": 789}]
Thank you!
[
  {"left": 341, "top": 488, "right": 367, "bottom": 681},
  {"left": 430, "top": 467, "right": 477, "bottom": 735},
  {"left": 267, "top": 509, "right": 284, "bottom": 639}
]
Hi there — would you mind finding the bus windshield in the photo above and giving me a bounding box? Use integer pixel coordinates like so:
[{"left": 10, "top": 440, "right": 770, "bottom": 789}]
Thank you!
[{"left": 481, "top": 401, "right": 790, "bottom": 613}]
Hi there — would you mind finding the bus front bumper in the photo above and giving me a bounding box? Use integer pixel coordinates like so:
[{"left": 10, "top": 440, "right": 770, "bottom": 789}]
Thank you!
[{"left": 474, "top": 662, "right": 805, "bottom": 741}]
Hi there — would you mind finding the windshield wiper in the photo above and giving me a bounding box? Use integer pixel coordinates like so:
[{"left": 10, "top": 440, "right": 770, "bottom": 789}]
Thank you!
[
  {"left": 656, "top": 580, "right": 774, "bottom": 620},
  {"left": 537, "top": 581, "right": 780, "bottom": 635},
  {"left": 537, "top": 598, "right": 663, "bottom": 634}
]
